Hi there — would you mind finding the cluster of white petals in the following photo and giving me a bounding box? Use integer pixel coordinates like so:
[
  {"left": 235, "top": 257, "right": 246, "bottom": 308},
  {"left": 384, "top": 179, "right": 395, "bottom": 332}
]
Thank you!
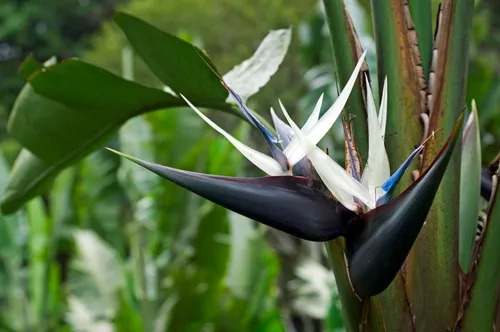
[{"left": 182, "top": 52, "right": 402, "bottom": 213}]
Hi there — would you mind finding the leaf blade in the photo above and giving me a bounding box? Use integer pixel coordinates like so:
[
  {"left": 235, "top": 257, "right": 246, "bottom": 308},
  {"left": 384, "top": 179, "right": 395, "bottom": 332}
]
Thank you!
[{"left": 114, "top": 12, "right": 227, "bottom": 102}]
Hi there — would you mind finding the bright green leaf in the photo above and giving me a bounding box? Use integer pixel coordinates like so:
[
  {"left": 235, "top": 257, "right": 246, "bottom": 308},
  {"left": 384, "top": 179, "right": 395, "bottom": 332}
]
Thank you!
[
  {"left": 11, "top": 60, "right": 179, "bottom": 163},
  {"left": 114, "top": 12, "right": 228, "bottom": 102}
]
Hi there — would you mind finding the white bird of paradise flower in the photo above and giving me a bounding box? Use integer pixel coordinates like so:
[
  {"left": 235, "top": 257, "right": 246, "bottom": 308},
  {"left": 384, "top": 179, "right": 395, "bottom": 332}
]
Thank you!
[{"left": 180, "top": 51, "right": 424, "bottom": 213}]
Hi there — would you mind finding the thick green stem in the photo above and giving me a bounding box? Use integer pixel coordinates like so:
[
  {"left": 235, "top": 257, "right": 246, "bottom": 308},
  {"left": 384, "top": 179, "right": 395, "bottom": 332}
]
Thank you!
[
  {"left": 406, "top": 0, "right": 474, "bottom": 330},
  {"left": 409, "top": 0, "right": 433, "bottom": 80},
  {"left": 325, "top": 239, "right": 362, "bottom": 332}
]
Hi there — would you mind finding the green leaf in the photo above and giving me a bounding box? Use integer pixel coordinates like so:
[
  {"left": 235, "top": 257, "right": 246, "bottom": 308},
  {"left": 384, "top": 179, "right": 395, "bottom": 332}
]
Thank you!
[
  {"left": 1, "top": 58, "right": 237, "bottom": 213},
  {"left": 223, "top": 29, "right": 291, "bottom": 102},
  {"left": 459, "top": 104, "right": 481, "bottom": 273},
  {"left": 1, "top": 149, "right": 52, "bottom": 214},
  {"left": 19, "top": 56, "right": 43, "bottom": 80},
  {"left": 462, "top": 181, "right": 500, "bottom": 331},
  {"left": 114, "top": 12, "right": 228, "bottom": 102},
  {"left": 11, "top": 60, "right": 179, "bottom": 163}
]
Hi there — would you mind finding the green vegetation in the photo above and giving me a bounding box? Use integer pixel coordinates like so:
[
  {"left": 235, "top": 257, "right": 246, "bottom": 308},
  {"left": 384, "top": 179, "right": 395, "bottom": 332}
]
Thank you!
[{"left": 0, "top": 0, "right": 499, "bottom": 331}]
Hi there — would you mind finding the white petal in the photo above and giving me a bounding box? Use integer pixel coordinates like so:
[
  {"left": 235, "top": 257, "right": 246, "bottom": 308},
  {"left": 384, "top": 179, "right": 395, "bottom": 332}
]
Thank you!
[
  {"left": 181, "top": 95, "right": 285, "bottom": 176},
  {"left": 279, "top": 102, "right": 375, "bottom": 211},
  {"left": 378, "top": 77, "right": 388, "bottom": 135},
  {"left": 361, "top": 77, "right": 390, "bottom": 190},
  {"left": 301, "top": 93, "right": 323, "bottom": 134},
  {"left": 284, "top": 51, "right": 367, "bottom": 166}
]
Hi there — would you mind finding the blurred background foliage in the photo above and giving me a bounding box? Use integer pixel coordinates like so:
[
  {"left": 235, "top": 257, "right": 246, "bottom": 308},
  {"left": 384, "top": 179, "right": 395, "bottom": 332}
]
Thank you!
[{"left": 0, "top": 0, "right": 498, "bottom": 331}]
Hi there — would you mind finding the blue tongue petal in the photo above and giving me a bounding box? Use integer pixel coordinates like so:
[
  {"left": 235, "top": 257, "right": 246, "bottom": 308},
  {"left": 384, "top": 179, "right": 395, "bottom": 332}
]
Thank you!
[
  {"left": 377, "top": 145, "right": 424, "bottom": 205},
  {"left": 224, "top": 82, "right": 289, "bottom": 171}
]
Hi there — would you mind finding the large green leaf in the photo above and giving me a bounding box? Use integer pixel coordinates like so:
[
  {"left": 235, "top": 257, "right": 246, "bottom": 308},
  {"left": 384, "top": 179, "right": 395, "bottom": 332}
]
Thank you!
[
  {"left": 2, "top": 23, "right": 286, "bottom": 214},
  {"left": 10, "top": 60, "right": 181, "bottom": 163},
  {"left": 114, "top": 12, "right": 228, "bottom": 102},
  {"left": 1, "top": 59, "right": 236, "bottom": 214},
  {"left": 459, "top": 105, "right": 481, "bottom": 273}
]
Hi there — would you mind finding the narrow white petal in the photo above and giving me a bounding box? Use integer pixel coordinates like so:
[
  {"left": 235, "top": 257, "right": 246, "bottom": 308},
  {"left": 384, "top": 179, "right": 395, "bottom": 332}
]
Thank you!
[
  {"left": 301, "top": 93, "right": 323, "bottom": 134},
  {"left": 284, "top": 51, "right": 367, "bottom": 166},
  {"left": 181, "top": 95, "right": 285, "bottom": 176},
  {"left": 279, "top": 102, "right": 375, "bottom": 211},
  {"left": 361, "top": 77, "right": 390, "bottom": 190},
  {"left": 378, "top": 77, "right": 388, "bottom": 135}
]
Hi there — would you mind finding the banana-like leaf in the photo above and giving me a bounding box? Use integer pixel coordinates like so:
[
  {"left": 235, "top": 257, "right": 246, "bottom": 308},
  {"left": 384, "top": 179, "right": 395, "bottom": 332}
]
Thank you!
[
  {"left": 10, "top": 61, "right": 181, "bottom": 163},
  {"left": 2, "top": 17, "right": 290, "bottom": 213},
  {"left": 114, "top": 12, "right": 228, "bottom": 102},
  {"left": 107, "top": 148, "right": 355, "bottom": 242},
  {"left": 459, "top": 107, "right": 481, "bottom": 273},
  {"left": 345, "top": 113, "right": 462, "bottom": 298}
]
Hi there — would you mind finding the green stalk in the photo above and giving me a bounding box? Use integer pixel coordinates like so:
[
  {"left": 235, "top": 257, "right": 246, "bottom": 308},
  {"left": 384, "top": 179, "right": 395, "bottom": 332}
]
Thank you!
[
  {"left": 370, "top": 0, "right": 424, "bottom": 187},
  {"left": 322, "top": 0, "right": 368, "bottom": 160},
  {"left": 406, "top": 0, "right": 474, "bottom": 330},
  {"left": 368, "top": 0, "right": 424, "bottom": 328},
  {"left": 461, "top": 184, "right": 500, "bottom": 331},
  {"left": 325, "top": 239, "right": 362, "bottom": 332},
  {"left": 409, "top": 0, "right": 433, "bottom": 80}
]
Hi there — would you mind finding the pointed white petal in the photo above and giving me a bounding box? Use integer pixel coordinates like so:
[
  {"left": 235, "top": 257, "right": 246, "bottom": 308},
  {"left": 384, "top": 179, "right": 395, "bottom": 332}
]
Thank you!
[
  {"left": 378, "top": 77, "right": 388, "bottom": 135},
  {"left": 361, "top": 77, "right": 391, "bottom": 190},
  {"left": 301, "top": 93, "right": 323, "bottom": 134},
  {"left": 279, "top": 102, "right": 375, "bottom": 211},
  {"left": 181, "top": 95, "right": 285, "bottom": 176},
  {"left": 284, "top": 51, "right": 367, "bottom": 166}
]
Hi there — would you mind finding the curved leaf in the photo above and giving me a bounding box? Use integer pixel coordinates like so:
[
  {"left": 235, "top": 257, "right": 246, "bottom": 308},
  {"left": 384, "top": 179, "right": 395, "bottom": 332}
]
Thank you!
[
  {"left": 11, "top": 61, "right": 180, "bottom": 163},
  {"left": 114, "top": 12, "right": 227, "bottom": 102},
  {"left": 1, "top": 149, "right": 52, "bottom": 214}
]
